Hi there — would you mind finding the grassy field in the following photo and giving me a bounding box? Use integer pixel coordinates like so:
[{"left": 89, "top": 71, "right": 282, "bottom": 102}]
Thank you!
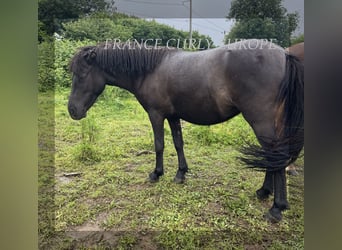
[{"left": 39, "top": 87, "right": 304, "bottom": 249}]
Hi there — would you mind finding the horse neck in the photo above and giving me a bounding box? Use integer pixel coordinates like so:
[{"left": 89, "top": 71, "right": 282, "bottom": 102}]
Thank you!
[{"left": 106, "top": 72, "right": 140, "bottom": 94}]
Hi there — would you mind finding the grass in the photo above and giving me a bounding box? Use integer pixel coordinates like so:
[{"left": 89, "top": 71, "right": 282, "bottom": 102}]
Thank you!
[{"left": 39, "top": 87, "right": 304, "bottom": 249}]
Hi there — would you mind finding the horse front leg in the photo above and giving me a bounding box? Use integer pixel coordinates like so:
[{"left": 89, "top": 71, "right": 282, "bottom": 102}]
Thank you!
[
  {"left": 148, "top": 112, "right": 165, "bottom": 182},
  {"left": 167, "top": 118, "right": 188, "bottom": 184}
]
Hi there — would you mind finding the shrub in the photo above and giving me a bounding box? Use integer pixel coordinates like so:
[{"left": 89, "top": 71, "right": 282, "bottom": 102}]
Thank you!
[
  {"left": 62, "top": 17, "right": 132, "bottom": 42},
  {"left": 291, "top": 33, "right": 304, "bottom": 45},
  {"left": 39, "top": 39, "right": 95, "bottom": 91},
  {"left": 38, "top": 41, "right": 55, "bottom": 92},
  {"left": 54, "top": 39, "right": 95, "bottom": 88}
]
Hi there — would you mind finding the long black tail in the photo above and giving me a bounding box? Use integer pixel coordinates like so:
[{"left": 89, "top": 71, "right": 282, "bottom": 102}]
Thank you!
[{"left": 240, "top": 54, "right": 304, "bottom": 170}]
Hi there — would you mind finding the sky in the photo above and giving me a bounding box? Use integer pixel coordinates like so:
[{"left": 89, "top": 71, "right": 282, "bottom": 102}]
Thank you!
[{"left": 114, "top": 0, "right": 304, "bottom": 46}]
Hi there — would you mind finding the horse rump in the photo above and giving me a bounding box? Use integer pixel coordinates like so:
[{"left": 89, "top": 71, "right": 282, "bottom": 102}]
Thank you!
[{"left": 239, "top": 53, "right": 304, "bottom": 171}]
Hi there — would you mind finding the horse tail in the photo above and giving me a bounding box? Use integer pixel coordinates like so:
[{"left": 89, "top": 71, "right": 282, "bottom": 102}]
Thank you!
[{"left": 240, "top": 53, "right": 304, "bottom": 171}]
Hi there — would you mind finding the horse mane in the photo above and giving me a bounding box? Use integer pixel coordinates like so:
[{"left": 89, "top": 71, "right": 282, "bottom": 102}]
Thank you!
[
  {"left": 69, "top": 46, "right": 95, "bottom": 76},
  {"left": 70, "top": 43, "right": 176, "bottom": 77}
]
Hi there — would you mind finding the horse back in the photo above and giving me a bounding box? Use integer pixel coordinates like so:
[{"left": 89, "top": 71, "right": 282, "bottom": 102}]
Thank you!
[{"left": 137, "top": 41, "right": 286, "bottom": 125}]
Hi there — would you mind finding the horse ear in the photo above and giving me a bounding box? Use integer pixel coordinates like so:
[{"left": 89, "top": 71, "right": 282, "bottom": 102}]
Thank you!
[{"left": 84, "top": 49, "right": 97, "bottom": 64}]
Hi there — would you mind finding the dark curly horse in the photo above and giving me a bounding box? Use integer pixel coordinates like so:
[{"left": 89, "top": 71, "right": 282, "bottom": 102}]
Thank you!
[{"left": 68, "top": 39, "right": 304, "bottom": 222}]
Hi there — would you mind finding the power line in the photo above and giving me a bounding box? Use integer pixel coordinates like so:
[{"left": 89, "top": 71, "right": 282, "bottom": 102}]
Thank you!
[
  {"left": 154, "top": 19, "right": 222, "bottom": 33},
  {"left": 118, "top": 12, "right": 224, "bottom": 34},
  {"left": 192, "top": 21, "right": 223, "bottom": 33},
  {"left": 122, "top": 0, "right": 183, "bottom": 6},
  {"left": 121, "top": 0, "right": 228, "bottom": 33},
  {"left": 202, "top": 18, "right": 227, "bottom": 32},
  {"left": 189, "top": 0, "right": 192, "bottom": 46},
  {"left": 119, "top": 1, "right": 228, "bottom": 39},
  {"left": 182, "top": 4, "right": 227, "bottom": 32}
]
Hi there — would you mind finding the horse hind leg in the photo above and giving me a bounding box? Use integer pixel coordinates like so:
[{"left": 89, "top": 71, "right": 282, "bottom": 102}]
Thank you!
[
  {"left": 257, "top": 143, "right": 290, "bottom": 222},
  {"left": 167, "top": 118, "right": 188, "bottom": 183},
  {"left": 265, "top": 168, "right": 289, "bottom": 222},
  {"left": 256, "top": 154, "right": 297, "bottom": 200},
  {"left": 256, "top": 171, "right": 274, "bottom": 200},
  {"left": 241, "top": 118, "right": 290, "bottom": 222}
]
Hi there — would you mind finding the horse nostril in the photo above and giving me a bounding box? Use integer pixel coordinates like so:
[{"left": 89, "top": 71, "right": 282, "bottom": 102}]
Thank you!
[{"left": 68, "top": 105, "right": 77, "bottom": 117}]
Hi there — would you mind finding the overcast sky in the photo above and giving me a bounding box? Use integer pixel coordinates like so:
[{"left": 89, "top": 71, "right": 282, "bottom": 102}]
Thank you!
[{"left": 115, "top": 0, "right": 304, "bottom": 46}]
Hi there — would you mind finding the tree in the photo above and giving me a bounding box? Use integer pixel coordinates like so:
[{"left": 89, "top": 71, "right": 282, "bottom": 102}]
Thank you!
[
  {"left": 38, "top": 0, "right": 116, "bottom": 41},
  {"left": 228, "top": 0, "right": 286, "bottom": 20},
  {"left": 225, "top": 0, "right": 299, "bottom": 47},
  {"left": 62, "top": 17, "right": 132, "bottom": 42}
]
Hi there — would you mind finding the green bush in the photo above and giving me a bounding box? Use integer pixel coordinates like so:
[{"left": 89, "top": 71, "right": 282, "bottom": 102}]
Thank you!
[
  {"left": 39, "top": 39, "right": 95, "bottom": 91},
  {"left": 38, "top": 41, "right": 55, "bottom": 92},
  {"left": 291, "top": 33, "right": 304, "bottom": 45},
  {"left": 62, "top": 17, "right": 132, "bottom": 42},
  {"left": 54, "top": 39, "right": 95, "bottom": 88}
]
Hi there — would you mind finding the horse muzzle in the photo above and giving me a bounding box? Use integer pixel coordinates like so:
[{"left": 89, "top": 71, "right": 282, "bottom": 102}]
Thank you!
[{"left": 68, "top": 104, "right": 86, "bottom": 120}]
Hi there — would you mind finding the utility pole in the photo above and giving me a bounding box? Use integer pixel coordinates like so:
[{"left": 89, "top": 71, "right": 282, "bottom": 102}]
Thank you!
[
  {"left": 182, "top": 0, "right": 192, "bottom": 48},
  {"left": 189, "top": 0, "right": 192, "bottom": 48}
]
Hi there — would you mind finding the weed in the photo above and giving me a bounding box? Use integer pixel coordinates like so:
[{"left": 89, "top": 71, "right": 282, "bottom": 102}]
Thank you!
[
  {"left": 81, "top": 116, "right": 99, "bottom": 143},
  {"left": 74, "top": 143, "right": 101, "bottom": 164},
  {"left": 73, "top": 115, "right": 101, "bottom": 164}
]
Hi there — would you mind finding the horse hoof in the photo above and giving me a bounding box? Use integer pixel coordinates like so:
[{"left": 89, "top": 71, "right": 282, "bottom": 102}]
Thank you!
[
  {"left": 256, "top": 188, "right": 271, "bottom": 200},
  {"left": 149, "top": 172, "right": 160, "bottom": 183},
  {"left": 264, "top": 209, "right": 282, "bottom": 223},
  {"left": 287, "top": 170, "right": 299, "bottom": 176},
  {"left": 174, "top": 176, "right": 185, "bottom": 184}
]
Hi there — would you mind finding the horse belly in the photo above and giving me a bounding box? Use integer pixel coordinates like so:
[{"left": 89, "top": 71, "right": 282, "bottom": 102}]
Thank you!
[
  {"left": 168, "top": 80, "right": 239, "bottom": 125},
  {"left": 175, "top": 101, "right": 239, "bottom": 125}
]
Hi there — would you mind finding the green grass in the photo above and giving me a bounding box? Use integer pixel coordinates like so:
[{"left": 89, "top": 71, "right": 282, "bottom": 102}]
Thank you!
[{"left": 39, "top": 87, "right": 304, "bottom": 249}]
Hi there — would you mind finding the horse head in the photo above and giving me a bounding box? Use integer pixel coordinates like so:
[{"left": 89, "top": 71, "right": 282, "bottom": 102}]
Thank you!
[{"left": 68, "top": 47, "right": 106, "bottom": 120}]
